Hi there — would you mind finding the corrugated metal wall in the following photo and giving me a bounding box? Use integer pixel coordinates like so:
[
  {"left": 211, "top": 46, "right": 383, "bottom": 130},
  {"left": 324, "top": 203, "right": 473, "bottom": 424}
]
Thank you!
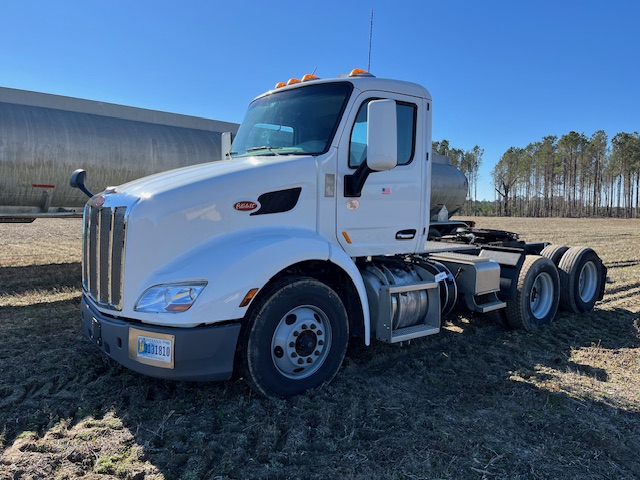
[{"left": 0, "top": 87, "right": 239, "bottom": 213}]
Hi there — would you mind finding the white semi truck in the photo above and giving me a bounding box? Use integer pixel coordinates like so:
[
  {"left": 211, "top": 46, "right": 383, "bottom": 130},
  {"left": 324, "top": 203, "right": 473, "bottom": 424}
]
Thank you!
[{"left": 74, "top": 70, "right": 607, "bottom": 398}]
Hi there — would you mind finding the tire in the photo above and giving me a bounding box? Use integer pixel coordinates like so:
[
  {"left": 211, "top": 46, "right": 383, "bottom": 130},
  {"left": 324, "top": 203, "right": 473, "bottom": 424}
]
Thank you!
[
  {"left": 237, "top": 277, "right": 349, "bottom": 398},
  {"left": 540, "top": 244, "right": 569, "bottom": 266},
  {"left": 505, "top": 255, "right": 560, "bottom": 331},
  {"left": 558, "top": 247, "right": 605, "bottom": 313}
]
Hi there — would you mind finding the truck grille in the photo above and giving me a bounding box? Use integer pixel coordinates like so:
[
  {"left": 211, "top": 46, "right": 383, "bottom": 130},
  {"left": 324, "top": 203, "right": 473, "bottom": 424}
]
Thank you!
[{"left": 83, "top": 204, "right": 128, "bottom": 310}]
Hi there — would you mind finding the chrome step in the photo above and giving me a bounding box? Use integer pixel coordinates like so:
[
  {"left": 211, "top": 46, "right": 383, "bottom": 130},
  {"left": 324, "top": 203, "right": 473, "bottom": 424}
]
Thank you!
[
  {"left": 462, "top": 291, "right": 506, "bottom": 313},
  {"left": 390, "top": 324, "right": 440, "bottom": 343},
  {"left": 474, "top": 298, "right": 506, "bottom": 313}
]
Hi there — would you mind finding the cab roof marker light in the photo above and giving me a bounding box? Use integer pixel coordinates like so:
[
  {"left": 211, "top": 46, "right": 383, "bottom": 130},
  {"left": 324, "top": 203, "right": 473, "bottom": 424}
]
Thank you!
[
  {"left": 349, "top": 68, "right": 375, "bottom": 77},
  {"left": 287, "top": 78, "right": 301, "bottom": 85},
  {"left": 301, "top": 74, "right": 319, "bottom": 82},
  {"left": 274, "top": 82, "right": 286, "bottom": 89}
]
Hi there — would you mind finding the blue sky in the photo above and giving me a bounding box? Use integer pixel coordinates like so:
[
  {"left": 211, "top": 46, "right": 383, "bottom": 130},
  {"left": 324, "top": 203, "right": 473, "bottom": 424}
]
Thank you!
[{"left": 2, "top": 0, "right": 638, "bottom": 200}]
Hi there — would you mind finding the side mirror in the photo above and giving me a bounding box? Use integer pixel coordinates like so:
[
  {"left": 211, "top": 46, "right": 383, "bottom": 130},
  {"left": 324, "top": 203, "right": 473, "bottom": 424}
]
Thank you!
[
  {"left": 367, "top": 99, "right": 397, "bottom": 171},
  {"left": 70, "top": 169, "right": 94, "bottom": 198}
]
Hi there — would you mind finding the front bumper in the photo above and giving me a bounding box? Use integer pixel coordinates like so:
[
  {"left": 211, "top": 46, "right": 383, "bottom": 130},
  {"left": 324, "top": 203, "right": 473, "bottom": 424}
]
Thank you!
[{"left": 80, "top": 294, "right": 241, "bottom": 381}]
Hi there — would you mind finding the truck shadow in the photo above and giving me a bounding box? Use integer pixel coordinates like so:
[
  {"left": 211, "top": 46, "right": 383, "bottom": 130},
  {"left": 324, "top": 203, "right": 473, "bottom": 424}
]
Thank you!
[{"left": 0, "top": 262, "right": 81, "bottom": 296}]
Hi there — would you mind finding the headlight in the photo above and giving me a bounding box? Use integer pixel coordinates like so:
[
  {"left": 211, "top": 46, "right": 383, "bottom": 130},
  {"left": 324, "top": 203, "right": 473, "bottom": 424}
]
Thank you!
[{"left": 135, "top": 282, "right": 207, "bottom": 313}]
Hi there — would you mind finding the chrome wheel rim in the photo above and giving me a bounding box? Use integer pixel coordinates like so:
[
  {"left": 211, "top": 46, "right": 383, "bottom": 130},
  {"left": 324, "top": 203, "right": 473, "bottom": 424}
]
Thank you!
[
  {"left": 530, "top": 272, "right": 554, "bottom": 319},
  {"left": 271, "top": 305, "right": 332, "bottom": 380},
  {"left": 579, "top": 261, "right": 598, "bottom": 303}
]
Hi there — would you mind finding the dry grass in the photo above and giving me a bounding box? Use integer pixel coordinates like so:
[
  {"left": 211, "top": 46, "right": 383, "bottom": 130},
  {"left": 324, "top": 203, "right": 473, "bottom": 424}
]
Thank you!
[{"left": 0, "top": 217, "right": 638, "bottom": 479}]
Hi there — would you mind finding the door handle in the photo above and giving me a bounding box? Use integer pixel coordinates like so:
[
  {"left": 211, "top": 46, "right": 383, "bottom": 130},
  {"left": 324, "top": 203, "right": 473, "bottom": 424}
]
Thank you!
[{"left": 396, "top": 229, "right": 416, "bottom": 240}]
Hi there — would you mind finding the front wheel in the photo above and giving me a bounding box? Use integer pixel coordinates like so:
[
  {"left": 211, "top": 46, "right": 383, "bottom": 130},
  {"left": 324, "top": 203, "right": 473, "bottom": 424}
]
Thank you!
[
  {"left": 237, "top": 277, "right": 349, "bottom": 398},
  {"left": 506, "top": 255, "right": 560, "bottom": 331}
]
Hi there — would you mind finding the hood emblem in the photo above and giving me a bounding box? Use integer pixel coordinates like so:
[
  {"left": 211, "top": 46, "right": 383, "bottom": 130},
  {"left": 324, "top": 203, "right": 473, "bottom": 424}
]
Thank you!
[
  {"left": 234, "top": 201, "right": 258, "bottom": 212},
  {"left": 95, "top": 195, "right": 105, "bottom": 207}
]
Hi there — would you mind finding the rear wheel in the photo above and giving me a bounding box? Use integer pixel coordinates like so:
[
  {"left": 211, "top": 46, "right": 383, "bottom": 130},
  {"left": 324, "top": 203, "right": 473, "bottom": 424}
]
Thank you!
[
  {"left": 238, "top": 277, "right": 349, "bottom": 398},
  {"left": 506, "top": 255, "right": 560, "bottom": 331},
  {"left": 540, "top": 244, "right": 569, "bottom": 266},
  {"left": 558, "top": 247, "right": 605, "bottom": 313}
]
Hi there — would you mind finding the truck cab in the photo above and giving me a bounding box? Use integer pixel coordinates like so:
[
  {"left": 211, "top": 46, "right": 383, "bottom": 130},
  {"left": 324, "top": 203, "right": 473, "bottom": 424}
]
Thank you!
[
  {"left": 78, "top": 70, "right": 606, "bottom": 398},
  {"left": 228, "top": 73, "right": 432, "bottom": 257}
]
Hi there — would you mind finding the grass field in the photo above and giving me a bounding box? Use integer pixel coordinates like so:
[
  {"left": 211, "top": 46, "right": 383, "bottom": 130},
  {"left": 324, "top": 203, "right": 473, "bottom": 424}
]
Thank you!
[{"left": 0, "top": 217, "right": 638, "bottom": 479}]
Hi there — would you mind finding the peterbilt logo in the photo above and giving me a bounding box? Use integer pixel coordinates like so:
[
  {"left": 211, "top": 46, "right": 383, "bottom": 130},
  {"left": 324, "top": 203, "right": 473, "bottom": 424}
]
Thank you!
[
  {"left": 95, "top": 195, "right": 105, "bottom": 207},
  {"left": 234, "top": 201, "right": 258, "bottom": 212}
]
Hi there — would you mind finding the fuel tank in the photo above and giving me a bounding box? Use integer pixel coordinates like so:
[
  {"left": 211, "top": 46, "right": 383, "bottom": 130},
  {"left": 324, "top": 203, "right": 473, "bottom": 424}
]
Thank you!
[
  {"left": 0, "top": 87, "right": 239, "bottom": 219},
  {"left": 430, "top": 155, "right": 468, "bottom": 218}
]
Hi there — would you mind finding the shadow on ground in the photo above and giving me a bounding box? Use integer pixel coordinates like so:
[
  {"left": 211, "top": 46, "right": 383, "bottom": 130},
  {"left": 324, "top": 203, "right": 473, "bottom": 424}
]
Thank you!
[
  {"left": 1, "top": 275, "right": 639, "bottom": 479},
  {"left": 0, "top": 262, "right": 81, "bottom": 296}
]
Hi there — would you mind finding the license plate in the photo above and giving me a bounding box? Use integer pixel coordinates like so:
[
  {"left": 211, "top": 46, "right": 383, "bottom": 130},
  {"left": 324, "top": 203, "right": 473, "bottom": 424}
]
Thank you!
[{"left": 128, "top": 328, "right": 175, "bottom": 369}]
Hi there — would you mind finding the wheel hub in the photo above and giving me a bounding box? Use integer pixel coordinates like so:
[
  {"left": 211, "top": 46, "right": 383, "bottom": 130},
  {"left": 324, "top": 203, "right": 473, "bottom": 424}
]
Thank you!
[
  {"left": 530, "top": 272, "right": 554, "bottom": 319},
  {"left": 578, "top": 261, "right": 598, "bottom": 303},
  {"left": 271, "top": 305, "right": 331, "bottom": 380},
  {"left": 296, "top": 330, "right": 317, "bottom": 356}
]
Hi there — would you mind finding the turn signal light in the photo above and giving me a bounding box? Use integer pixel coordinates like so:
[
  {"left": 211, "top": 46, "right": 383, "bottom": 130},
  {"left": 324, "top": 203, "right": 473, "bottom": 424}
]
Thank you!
[{"left": 240, "top": 288, "right": 259, "bottom": 308}]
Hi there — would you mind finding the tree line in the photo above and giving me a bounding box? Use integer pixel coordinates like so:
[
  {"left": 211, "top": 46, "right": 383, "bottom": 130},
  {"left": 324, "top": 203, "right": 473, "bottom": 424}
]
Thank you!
[{"left": 435, "top": 130, "right": 640, "bottom": 218}]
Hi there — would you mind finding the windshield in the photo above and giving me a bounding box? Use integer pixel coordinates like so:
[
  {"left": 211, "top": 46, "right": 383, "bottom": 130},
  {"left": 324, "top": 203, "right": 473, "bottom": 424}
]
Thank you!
[{"left": 230, "top": 82, "right": 353, "bottom": 158}]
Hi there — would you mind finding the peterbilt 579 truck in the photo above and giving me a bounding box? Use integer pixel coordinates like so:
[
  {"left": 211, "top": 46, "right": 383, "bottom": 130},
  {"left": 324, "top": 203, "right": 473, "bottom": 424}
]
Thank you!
[{"left": 74, "top": 70, "right": 607, "bottom": 398}]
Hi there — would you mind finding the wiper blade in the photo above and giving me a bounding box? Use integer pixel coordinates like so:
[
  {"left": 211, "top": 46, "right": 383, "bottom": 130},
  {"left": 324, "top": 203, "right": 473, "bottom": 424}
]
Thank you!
[{"left": 245, "top": 146, "right": 282, "bottom": 155}]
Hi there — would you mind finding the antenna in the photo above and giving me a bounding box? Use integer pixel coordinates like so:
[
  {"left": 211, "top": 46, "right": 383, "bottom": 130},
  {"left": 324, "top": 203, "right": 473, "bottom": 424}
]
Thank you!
[{"left": 368, "top": 9, "right": 374, "bottom": 72}]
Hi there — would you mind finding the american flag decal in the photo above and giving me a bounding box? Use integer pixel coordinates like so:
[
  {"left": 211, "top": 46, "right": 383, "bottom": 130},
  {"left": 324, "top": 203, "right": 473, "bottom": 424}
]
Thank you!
[{"left": 382, "top": 187, "right": 391, "bottom": 195}]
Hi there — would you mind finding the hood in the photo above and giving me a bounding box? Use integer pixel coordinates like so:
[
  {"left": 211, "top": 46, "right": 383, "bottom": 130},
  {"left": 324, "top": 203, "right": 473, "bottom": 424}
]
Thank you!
[
  {"left": 106, "top": 155, "right": 319, "bottom": 311},
  {"left": 113, "top": 157, "right": 264, "bottom": 198}
]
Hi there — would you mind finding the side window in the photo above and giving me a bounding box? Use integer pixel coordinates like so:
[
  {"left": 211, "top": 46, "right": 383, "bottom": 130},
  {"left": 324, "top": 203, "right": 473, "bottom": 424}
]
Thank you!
[
  {"left": 396, "top": 103, "right": 416, "bottom": 165},
  {"left": 349, "top": 100, "right": 416, "bottom": 168},
  {"left": 349, "top": 105, "right": 369, "bottom": 168}
]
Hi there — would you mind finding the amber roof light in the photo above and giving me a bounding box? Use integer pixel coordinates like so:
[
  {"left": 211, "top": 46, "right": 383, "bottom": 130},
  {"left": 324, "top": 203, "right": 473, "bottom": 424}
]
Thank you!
[{"left": 349, "top": 68, "right": 375, "bottom": 77}]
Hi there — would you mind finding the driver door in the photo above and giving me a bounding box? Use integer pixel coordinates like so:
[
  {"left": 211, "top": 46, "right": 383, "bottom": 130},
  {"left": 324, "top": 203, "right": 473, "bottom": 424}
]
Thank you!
[{"left": 336, "top": 92, "right": 427, "bottom": 257}]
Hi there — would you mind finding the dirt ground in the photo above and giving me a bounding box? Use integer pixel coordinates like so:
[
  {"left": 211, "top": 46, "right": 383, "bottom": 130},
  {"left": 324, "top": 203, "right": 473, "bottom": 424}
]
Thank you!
[{"left": 0, "top": 217, "right": 638, "bottom": 479}]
